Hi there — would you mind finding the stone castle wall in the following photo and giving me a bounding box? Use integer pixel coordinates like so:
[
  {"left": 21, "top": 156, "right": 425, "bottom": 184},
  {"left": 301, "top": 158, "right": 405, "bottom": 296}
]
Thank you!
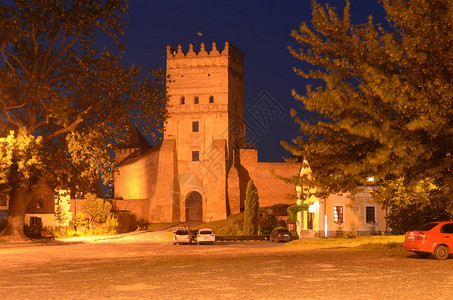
[
  {"left": 113, "top": 42, "right": 300, "bottom": 223},
  {"left": 240, "top": 149, "right": 300, "bottom": 208}
]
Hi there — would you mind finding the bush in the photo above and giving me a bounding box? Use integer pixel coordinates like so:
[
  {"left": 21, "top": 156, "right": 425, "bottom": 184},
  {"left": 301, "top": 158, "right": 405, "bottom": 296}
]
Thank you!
[
  {"left": 335, "top": 224, "right": 345, "bottom": 238},
  {"left": 79, "top": 193, "right": 118, "bottom": 235},
  {"left": 259, "top": 208, "right": 277, "bottom": 229},
  {"left": 24, "top": 224, "right": 42, "bottom": 238},
  {"left": 266, "top": 203, "right": 291, "bottom": 216},
  {"left": 243, "top": 179, "right": 259, "bottom": 235},
  {"left": 195, "top": 212, "right": 244, "bottom": 236}
]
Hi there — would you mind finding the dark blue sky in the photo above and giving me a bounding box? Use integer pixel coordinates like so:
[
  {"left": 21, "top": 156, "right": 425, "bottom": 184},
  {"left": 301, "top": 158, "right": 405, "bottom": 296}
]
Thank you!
[{"left": 121, "top": 0, "right": 386, "bottom": 162}]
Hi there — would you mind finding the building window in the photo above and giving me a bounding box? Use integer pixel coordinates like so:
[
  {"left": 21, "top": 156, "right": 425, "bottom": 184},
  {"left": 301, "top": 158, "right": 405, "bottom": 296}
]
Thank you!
[
  {"left": 192, "top": 121, "right": 199, "bottom": 132},
  {"left": 180, "top": 97, "right": 185, "bottom": 105},
  {"left": 333, "top": 206, "right": 343, "bottom": 223},
  {"left": 366, "top": 206, "right": 376, "bottom": 224},
  {"left": 37, "top": 200, "right": 44, "bottom": 209},
  {"left": 192, "top": 151, "right": 199, "bottom": 161},
  {"left": 209, "top": 95, "right": 214, "bottom": 103},
  {"left": 194, "top": 96, "right": 199, "bottom": 104},
  {"left": 30, "top": 217, "right": 42, "bottom": 226}
]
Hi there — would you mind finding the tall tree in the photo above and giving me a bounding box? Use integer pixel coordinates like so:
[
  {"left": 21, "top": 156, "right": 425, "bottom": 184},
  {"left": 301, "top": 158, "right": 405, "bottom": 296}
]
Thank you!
[
  {"left": 284, "top": 0, "right": 453, "bottom": 216},
  {"left": 243, "top": 179, "right": 259, "bottom": 235},
  {"left": 0, "top": 0, "right": 168, "bottom": 240}
]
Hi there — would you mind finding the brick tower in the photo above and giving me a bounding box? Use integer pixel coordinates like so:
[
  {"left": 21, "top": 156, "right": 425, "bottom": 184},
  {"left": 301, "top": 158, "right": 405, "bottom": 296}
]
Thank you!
[{"left": 151, "top": 42, "right": 245, "bottom": 222}]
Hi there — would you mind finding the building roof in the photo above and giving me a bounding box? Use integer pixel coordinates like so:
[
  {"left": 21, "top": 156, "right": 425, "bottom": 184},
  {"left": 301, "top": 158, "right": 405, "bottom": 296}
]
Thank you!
[
  {"left": 116, "top": 127, "right": 151, "bottom": 149},
  {"left": 117, "top": 141, "right": 163, "bottom": 167}
]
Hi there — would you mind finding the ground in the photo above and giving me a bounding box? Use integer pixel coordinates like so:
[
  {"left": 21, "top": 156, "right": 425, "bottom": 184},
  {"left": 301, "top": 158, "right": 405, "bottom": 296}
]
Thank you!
[{"left": 1, "top": 231, "right": 453, "bottom": 299}]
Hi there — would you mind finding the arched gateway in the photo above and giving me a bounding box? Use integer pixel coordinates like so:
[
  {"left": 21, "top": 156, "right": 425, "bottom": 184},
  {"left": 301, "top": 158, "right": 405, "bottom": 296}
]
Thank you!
[{"left": 185, "top": 191, "right": 202, "bottom": 221}]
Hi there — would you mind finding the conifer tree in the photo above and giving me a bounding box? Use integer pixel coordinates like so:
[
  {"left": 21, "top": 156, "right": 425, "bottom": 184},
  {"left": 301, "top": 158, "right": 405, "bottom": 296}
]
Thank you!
[
  {"left": 243, "top": 179, "right": 259, "bottom": 235},
  {"left": 284, "top": 0, "right": 453, "bottom": 215}
]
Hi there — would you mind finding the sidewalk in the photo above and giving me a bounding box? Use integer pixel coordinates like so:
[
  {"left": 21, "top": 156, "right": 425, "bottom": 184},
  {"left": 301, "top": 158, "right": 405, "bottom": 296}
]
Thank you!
[{"left": 0, "top": 229, "right": 172, "bottom": 248}]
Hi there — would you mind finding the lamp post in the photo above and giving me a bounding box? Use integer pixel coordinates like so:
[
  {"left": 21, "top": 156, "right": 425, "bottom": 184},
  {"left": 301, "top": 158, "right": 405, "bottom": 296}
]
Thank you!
[{"left": 74, "top": 185, "right": 78, "bottom": 233}]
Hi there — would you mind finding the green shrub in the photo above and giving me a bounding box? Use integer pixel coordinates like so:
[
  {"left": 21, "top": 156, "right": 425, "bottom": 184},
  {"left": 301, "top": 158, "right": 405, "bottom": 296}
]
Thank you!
[
  {"left": 243, "top": 179, "right": 259, "bottom": 235},
  {"left": 335, "top": 224, "right": 345, "bottom": 238},
  {"left": 287, "top": 204, "right": 309, "bottom": 222},
  {"left": 259, "top": 208, "right": 277, "bottom": 229},
  {"left": 267, "top": 203, "right": 291, "bottom": 216},
  {"left": 195, "top": 212, "right": 244, "bottom": 236}
]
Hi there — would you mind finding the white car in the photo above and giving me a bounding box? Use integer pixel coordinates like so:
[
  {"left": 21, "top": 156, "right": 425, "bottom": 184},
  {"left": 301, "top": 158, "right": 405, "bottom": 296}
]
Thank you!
[
  {"left": 197, "top": 228, "right": 215, "bottom": 245},
  {"left": 173, "top": 228, "right": 193, "bottom": 245}
]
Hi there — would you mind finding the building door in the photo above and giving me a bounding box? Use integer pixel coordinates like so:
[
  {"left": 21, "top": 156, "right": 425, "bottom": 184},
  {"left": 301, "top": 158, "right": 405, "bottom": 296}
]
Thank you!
[
  {"left": 185, "top": 191, "right": 202, "bottom": 221},
  {"left": 307, "top": 213, "right": 314, "bottom": 230}
]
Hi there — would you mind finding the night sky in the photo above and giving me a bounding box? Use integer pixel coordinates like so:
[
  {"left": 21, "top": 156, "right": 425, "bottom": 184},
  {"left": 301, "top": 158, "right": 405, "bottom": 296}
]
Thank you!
[{"left": 121, "top": 0, "right": 386, "bottom": 162}]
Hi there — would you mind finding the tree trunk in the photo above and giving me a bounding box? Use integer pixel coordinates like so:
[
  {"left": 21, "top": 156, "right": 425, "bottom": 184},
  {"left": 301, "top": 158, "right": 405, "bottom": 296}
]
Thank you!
[{"left": 0, "top": 186, "right": 30, "bottom": 241}]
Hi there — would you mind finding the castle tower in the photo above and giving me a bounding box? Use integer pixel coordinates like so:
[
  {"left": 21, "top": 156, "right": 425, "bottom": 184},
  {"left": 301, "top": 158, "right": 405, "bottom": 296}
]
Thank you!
[
  {"left": 165, "top": 42, "right": 245, "bottom": 159},
  {"left": 159, "top": 42, "right": 245, "bottom": 222}
]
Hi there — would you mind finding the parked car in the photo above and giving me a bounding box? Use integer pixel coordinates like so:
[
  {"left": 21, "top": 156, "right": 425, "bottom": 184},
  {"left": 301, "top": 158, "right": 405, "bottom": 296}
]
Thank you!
[
  {"left": 173, "top": 228, "right": 193, "bottom": 245},
  {"left": 197, "top": 228, "right": 215, "bottom": 245},
  {"left": 270, "top": 228, "right": 293, "bottom": 242},
  {"left": 403, "top": 221, "right": 453, "bottom": 259}
]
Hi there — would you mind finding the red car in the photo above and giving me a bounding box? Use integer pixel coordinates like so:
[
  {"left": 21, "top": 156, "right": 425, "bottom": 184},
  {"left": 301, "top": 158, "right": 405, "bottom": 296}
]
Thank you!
[{"left": 403, "top": 221, "right": 453, "bottom": 259}]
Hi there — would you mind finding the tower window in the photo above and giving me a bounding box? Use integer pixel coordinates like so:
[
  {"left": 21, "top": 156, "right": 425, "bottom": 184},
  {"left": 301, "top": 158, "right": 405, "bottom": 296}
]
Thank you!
[
  {"left": 192, "top": 151, "right": 200, "bottom": 161},
  {"left": 209, "top": 96, "right": 214, "bottom": 103},
  {"left": 194, "top": 96, "right": 199, "bottom": 104},
  {"left": 180, "top": 97, "right": 185, "bottom": 105},
  {"left": 192, "top": 121, "right": 199, "bottom": 132}
]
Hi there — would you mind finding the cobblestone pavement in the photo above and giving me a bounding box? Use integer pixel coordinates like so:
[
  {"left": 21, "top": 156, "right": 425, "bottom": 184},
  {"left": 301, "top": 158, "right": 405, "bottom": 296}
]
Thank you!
[{"left": 1, "top": 232, "right": 453, "bottom": 299}]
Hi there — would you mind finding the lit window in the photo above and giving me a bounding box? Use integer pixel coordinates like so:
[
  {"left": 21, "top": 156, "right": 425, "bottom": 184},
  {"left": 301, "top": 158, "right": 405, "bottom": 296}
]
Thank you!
[
  {"left": 366, "top": 206, "right": 376, "bottom": 224},
  {"left": 180, "top": 97, "right": 185, "bottom": 105},
  {"left": 37, "top": 200, "right": 44, "bottom": 209},
  {"left": 192, "top": 151, "right": 199, "bottom": 161},
  {"left": 194, "top": 96, "right": 199, "bottom": 104},
  {"left": 192, "top": 121, "right": 199, "bottom": 132},
  {"left": 209, "top": 96, "right": 214, "bottom": 103},
  {"left": 333, "top": 206, "right": 343, "bottom": 223}
]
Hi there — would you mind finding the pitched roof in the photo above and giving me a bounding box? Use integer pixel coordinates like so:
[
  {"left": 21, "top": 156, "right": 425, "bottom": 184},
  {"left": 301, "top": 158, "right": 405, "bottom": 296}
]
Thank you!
[
  {"left": 117, "top": 127, "right": 151, "bottom": 149},
  {"left": 117, "top": 141, "right": 163, "bottom": 167}
]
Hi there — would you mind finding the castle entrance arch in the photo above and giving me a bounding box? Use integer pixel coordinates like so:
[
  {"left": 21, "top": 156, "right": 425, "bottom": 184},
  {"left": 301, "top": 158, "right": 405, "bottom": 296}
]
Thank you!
[{"left": 185, "top": 191, "right": 202, "bottom": 221}]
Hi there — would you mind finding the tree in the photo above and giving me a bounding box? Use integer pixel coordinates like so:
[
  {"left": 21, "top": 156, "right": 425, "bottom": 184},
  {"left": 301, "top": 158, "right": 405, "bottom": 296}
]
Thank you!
[
  {"left": 54, "top": 191, "right": 71, "bottom": 227},
  {"left": 81, "top": 193, "right": 115, "bottom": 229},
  {"left": 0, "top": 1, "right": 168, "bottom": 240},
  {"left": 373, "top": 178, "right": 450, "bottom": 233},
  {"left": 243, "top": 179, "right": 259, "bottom": 235},
  {"left": 284, "top": 0, "right": 453, "bottom": 219}
]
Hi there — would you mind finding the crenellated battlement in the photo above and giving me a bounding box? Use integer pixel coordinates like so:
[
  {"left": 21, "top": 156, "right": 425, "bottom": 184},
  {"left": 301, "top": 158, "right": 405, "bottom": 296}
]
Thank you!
[{"left": 167, "top": 42, "right": 243, "bottom": 61}]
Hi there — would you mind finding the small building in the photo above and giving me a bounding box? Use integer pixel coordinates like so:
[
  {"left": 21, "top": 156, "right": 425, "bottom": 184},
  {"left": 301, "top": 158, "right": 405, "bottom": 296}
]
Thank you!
[
  {"left": 0, "top": 184, "right": 74, "bottom": 229},
  {"left": 296, "top": 160, "right": 387, "bottom": 238}
]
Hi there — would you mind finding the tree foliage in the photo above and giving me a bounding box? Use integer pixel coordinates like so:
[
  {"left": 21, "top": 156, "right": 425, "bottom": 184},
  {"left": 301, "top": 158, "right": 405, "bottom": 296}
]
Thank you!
[
  {"left": 54, "top": 191, "right": 71, "bottom": 226},
  {"left": 373, "top": 178, "right": 450, "bottom": 233},
  {"left": 284, "top": 0, "right": 453, "bottom": 218},
  {"left": 81, "top": 193, "right": 115, "bottom": 227},
  {"left": 243, "top": 179, "right": 259, "bottom": 235},
  {"left": 0, "top": 0, "right": 167, "bottom": 240}
]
